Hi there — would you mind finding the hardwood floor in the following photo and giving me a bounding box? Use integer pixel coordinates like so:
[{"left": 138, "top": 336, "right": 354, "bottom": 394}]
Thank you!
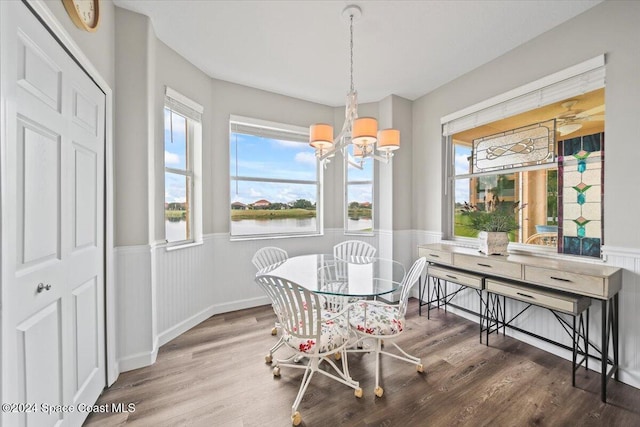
[{"left": 85, "top": 300, "right": 640, "bottom": 426}]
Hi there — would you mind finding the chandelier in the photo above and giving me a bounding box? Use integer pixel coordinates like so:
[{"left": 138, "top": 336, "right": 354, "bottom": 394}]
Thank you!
[{"left": 309, "top": 5, "right": 400, "bottom": 168}]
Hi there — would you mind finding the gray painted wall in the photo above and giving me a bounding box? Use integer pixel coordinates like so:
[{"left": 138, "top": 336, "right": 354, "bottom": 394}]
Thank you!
[
  {"left": 412, "top": 0, "right": 640, "bottom": 249},
  {"left": 43, "top": 0, "right": 115, "bottom": 87},
  {"left": 114, "top": 8, "right": 151, "bottom": 246}
]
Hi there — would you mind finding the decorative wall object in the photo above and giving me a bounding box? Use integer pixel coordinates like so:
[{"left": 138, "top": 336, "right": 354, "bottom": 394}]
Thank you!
[
  {"left": 472, "top": 119, "right": 555, "bottom": 173},
  {"left": 558, "top": 132, "right": 604, "bottom": 258}
]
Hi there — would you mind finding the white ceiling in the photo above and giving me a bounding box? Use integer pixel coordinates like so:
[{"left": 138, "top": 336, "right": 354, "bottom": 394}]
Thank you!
[{"left": 113, "top": 0, "right": 602, "bottom": 107}]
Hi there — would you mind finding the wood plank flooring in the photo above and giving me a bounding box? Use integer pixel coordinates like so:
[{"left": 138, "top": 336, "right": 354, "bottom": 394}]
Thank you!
[{"left": 85, "top": 300, "right": 640, "bottom": 426}]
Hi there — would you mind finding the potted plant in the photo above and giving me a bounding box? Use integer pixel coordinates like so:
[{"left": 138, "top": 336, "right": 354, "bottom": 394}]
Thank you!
[{"left": 461, "top": 199, "right": 524, "bottom": 255}]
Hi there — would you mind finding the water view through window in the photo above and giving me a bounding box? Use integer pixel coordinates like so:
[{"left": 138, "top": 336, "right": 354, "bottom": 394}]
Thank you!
[{"left": 229, "top": 118, "right": 321, "bottom": 237}]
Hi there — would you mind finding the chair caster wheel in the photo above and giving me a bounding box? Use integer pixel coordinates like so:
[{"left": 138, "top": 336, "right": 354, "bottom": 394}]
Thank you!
[
  {"left": 416, "top": 363, "right": 424, "bottom": 373},
  {"left": 265, "top": 354, "right": 272, "bottom": 364},
  {"left": 354, "top": 388, "right": 363, "bottom": 398},
  {"left": 273, "top": 366, "right": 281, "bottom": 377},
  {"left": 271, "top": 327, "right": 278, "bottom": 336},
  {"left": 374, "top": 386, "right": 384, "bottom": 397},
  {"left": 292, "top": 411, "right": 302, "bottom": 426}
]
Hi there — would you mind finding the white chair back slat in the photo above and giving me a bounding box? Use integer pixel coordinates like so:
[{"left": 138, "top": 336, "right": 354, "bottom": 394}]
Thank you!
[
  {"left": 333, "top": 240, "right": 376, "bottom": 261},
  {"left": 398, "top": 257, "right": 427, "bottom": 318},
  {"left": 256, "top": 275, "right": 323, "bottom": 349},
  {"left": 252, "top": 246, "right": 288, "bottom": 270}
]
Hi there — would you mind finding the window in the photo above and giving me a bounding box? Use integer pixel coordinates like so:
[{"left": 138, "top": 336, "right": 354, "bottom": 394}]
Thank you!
[
  {"left": 453, "top": 147, "right": 558, "bottom": 245},
  {"left": 229, "top": 116, "right": 320, "bottom": 238},
  {"left": 164, "top": 87, "right": 202, "bottom": 245},
  {"left": 444, "top": 57, "right": 605, "bottom": 257},
  {"left": 345, "top": 146, "right": 374, "bottom": 234}
]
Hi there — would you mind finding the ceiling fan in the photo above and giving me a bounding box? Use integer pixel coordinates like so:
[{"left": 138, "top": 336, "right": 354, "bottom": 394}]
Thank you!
[{"left": 556, "top": 100, "right": 605, "bottom": 136}]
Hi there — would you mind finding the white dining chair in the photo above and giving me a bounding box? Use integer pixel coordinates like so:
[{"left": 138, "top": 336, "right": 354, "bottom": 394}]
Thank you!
[
  {"left": 348, "top": 256, "right": 427, "bottom": 397},
  {"left": 255, "top": 275, "right": 362, "bottom": 426},
  {"left": 252, "top": 246, "right": 288, "bottom": 273},
  {"left": 333, "top": 240, "right": 377, "bottom": 260},
  {"left": 252, "top": 247, "right": 288, "bottom": 363},
  {"left": 330, "top": 240, "right": 377, "bottom": 311}
]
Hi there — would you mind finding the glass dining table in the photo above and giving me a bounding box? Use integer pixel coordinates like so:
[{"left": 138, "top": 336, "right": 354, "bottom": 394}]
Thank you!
[{"left": 256, "top": 254, "right": 406, "bottom": 298}]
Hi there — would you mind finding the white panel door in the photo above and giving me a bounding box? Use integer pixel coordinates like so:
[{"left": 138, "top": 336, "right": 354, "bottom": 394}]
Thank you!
[{"left": 1, "top": 2, "right": 106, "bottom": 426}]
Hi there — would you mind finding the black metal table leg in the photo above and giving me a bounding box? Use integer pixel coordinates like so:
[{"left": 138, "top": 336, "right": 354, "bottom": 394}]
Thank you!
[
  {"left": 502, "top": 295, "right": 506, "bottom": 336},
  {"left": 419, "top": 275, "right": 424, "bottom": 316},
  {"left": 586, "top": 307, "right": 590, "bottom": 371},
  {"left": 572, "top": 315, "right": 577, "bottom": 387},
  {"left": 601, "top": 299, "right": 608, "bottom": 402},
  {"left": 478, "top": 291, "right": 482, "bottom": 344},
  {"left": 614, "top": 293, "right": 619, "bottom": 381}
]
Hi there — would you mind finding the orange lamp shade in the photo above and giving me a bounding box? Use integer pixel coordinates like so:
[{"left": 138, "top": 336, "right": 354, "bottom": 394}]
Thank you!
[
  {"left": 309, "top": 123, "right": 334, "bottom": 149},
  {"left": 352, "top": 117, "right": 378, "bottom": 146},
  {"left": 377, "top": 128, "right": 400, "bottom": 151}
]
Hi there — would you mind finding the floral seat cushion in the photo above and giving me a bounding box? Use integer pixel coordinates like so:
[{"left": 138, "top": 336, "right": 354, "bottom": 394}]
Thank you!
[
  {"left": 349, "top": 301, "right": 403, "bottom": 336},
  {"left": 282, "top": 310, "right": 350, "bottom": 354}
]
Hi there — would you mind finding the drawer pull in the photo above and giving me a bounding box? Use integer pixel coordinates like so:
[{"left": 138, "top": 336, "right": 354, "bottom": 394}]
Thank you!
[
  {"left": 429, "top": 254, "right": 440, "bottom": 258},
  {"left": 445, "top": 274, "right": 458, "bottom": 280},
  {"left": 477, "top": 263, "right": 492, "bottom": 268},
  {"left": 550, "top": 276, "right": 572, "bottom": 283},
  {"left": 517, "top": 292, "right": 535, "bottom": 299}
]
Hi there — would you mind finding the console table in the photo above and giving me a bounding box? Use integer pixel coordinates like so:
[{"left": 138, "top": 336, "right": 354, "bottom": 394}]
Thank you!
[{"left": 417, "top": 243, "right": 622, "bottom": 402}]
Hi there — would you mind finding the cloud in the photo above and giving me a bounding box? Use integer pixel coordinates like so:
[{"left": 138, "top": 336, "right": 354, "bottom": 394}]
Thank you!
[
  {"left": 165, "top": 151, "right": 181, "bottom": 165},
  {"left": 455, "top": 152, "right": 472, "bottom": 175},
  {"left": 294, "top": 151, "right": 316, "bottom": 165},
  {"left": 165, "top": 174, "right": 186, "bottom": 203},
  {"left": 455, "top": 179, "right": 469, "bottom": 204}
]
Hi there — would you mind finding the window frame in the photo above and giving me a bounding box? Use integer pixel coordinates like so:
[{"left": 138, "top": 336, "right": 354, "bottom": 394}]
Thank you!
[
  {"left": 164, "top": 87, "right": 203, "bottom": 248},
  {"left": 442, "top": 56, "right": 605, "bottom": 256},
  {"left": 229, "top": 115, "right": 323, "bottom": 240},
  {"left": 344, "top": 152, "right": 375, "bottom": 236}
]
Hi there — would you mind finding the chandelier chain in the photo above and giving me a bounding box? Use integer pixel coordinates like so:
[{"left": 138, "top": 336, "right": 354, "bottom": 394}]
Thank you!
[{"left": 349, "top": 14, "right": 354, "bottom": 93}]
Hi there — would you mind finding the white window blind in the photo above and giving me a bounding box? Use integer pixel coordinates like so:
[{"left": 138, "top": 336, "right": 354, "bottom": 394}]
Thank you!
[
  {"left": 229, "top": 115, "right": 308, "bottom": 143},
  {"left": 441, "top": 55, "right": 605, "bottom": 137},
  {"left": 165, "top": 86, "right": 203, "bottom": 122}
]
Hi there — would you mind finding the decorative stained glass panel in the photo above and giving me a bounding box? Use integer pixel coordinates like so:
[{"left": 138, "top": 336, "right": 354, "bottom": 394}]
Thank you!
[
  {"left": 472, "top": 120, "right": 556, "bottom": 173},
  {"left": 558, "top": 132, "right": 604, "bottom": 258}
]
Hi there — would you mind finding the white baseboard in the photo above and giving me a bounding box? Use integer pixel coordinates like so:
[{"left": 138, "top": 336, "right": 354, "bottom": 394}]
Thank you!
[
  {"left": 156, "top": 295, "right": 271, "bottom": 348},
  {"left": 118, "top": 345, "right": 159, "bottom": 373}
]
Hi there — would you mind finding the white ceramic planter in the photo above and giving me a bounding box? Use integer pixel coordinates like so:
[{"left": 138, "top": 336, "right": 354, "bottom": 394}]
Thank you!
[{"left": 478, "top": 231, "right": 509, "bottom": 255}]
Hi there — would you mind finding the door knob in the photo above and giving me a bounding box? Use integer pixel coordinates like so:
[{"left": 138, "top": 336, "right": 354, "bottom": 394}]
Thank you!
[{"left": 36, "top": 283, "right": 52, "bottom": 293}]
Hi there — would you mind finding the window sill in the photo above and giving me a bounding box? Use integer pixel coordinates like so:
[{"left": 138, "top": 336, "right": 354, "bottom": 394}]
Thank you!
[
  {"left": 344, "top": 231, "right": 375, "bottom": 237},
  {"left": 444, "top": 237, "right": 605, "bottom": 263},
  {"left": 165, "top": 240, "right": 204, "bottom": 252},
  {"left": 230, "top": 232, "right": 324, "bottom": 242}
]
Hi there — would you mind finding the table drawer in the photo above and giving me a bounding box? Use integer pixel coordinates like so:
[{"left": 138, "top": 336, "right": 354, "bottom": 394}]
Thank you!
[
  {"left": 454, "top": 253, "right": 522, "bottom": 279},
  {"left": 524, "top": 266, "right": 604, "bottom": 298},
  {"left": 427, "top": 266, "right": 484, "bottom": 290},
  {"left": 419, "top": 246, "right": 452, "bottom": 265},
  {"left": 486, "top": 279, "right": 590, "bottom": 315}
]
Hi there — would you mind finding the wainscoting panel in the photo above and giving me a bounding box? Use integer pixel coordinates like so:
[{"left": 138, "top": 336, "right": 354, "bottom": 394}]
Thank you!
[{"left": 114, "top": 245, "right": 154, "bottom": 371}]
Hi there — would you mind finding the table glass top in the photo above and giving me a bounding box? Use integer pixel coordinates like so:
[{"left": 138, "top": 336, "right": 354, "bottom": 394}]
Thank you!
[{"left": 256, "top": 254, "right": 406, "bottom": 297}]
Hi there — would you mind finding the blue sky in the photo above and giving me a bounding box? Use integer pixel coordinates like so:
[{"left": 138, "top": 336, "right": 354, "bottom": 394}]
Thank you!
[
  {"left": 164, "top": 107, "right": 374, "bottom": 207},
  {"left": 230, "top": 132, "right": 373, "bottom": 206},
  {"left": 165, "top": 109, "right": 188, "bottom": 203},
  {"left": 454, "top": 144, "right": 472, "bottom": 204}
]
